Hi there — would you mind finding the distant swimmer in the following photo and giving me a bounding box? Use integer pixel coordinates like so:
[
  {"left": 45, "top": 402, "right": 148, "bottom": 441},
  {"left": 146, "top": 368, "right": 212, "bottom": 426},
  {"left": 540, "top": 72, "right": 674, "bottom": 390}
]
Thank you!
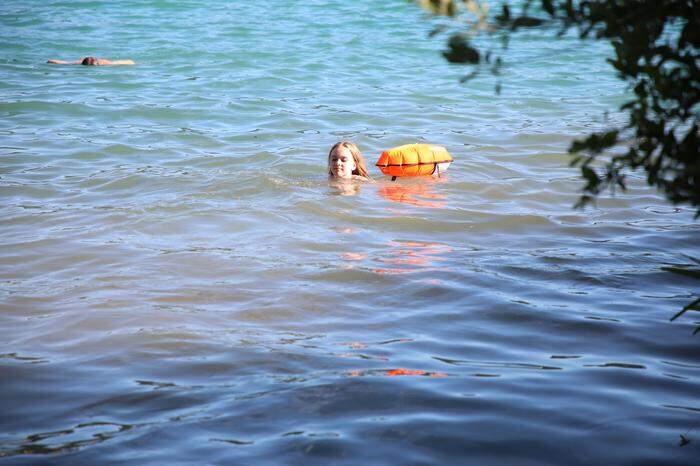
[{"left": 47, "top": 57, "right": 135, "bottom": 66}]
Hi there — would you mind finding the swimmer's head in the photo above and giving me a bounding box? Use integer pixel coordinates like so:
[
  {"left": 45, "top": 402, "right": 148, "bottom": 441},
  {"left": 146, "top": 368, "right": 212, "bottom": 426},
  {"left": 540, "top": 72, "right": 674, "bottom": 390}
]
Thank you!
[
  {"left": 81, "top": 56, "right": 98, "bottom": 66},
  {"left": 328, "top": 141, "right": 370, "bottom": 180}
]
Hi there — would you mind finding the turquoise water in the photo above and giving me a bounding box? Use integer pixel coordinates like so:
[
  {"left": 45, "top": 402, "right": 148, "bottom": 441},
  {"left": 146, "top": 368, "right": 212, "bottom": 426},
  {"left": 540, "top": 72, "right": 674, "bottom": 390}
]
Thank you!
[{"left": 1, "top": 0, "right": 698, "bottom": 464}]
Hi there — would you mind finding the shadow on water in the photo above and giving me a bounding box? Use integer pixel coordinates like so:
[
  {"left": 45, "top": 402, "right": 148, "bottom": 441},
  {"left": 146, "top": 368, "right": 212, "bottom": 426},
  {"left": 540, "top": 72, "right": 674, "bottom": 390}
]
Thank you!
[
  {"left": 665, "top": 257, "right": 700, "bottom": 334},
  {"left": 0, "top": 422, "right": 132, "bottom": 458}
]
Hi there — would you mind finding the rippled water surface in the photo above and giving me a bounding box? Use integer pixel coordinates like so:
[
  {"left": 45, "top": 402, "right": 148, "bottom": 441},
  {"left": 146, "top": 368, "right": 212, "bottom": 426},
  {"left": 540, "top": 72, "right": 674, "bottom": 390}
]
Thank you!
[{"left": 1, "top": 1, "right": 698, "bottom": 464}]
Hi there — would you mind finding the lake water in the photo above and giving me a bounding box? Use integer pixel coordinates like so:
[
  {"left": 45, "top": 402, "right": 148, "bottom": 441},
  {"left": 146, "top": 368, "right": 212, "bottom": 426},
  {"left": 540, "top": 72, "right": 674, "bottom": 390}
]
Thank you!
[{"left": 1, "top": 1, "right": 698, "bottom": 464}]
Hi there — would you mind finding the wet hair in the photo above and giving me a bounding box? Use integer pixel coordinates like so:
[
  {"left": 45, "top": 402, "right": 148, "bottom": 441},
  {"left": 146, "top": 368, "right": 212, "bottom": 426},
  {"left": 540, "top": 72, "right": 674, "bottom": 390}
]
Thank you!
[
  {"left": 327, "top": 141, "right": 371, "bottom": 179},
  {"left": 81, "top": 56, "right": 97, "bottom": 66}
]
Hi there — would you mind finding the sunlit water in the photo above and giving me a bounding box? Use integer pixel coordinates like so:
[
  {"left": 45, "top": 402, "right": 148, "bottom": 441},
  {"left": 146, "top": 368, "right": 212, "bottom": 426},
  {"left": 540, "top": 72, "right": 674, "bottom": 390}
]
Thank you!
[{"left": 1, "top": 1, "right": 698, "bottom": 464}]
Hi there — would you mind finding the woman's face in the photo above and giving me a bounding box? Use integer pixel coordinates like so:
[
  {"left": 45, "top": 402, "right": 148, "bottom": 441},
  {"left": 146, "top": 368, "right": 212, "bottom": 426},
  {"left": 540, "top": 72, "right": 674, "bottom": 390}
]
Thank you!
[{"left": 329, "top": 146, "right": 356, "bottom": 179}]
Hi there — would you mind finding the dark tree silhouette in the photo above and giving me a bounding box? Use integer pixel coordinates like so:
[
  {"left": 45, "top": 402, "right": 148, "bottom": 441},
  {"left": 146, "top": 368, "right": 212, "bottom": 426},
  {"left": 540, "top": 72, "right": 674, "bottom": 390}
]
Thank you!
[
  {"left": 422, "top": 0, "right": 699, "bottom": 213},
  {"left": 419, "top": 0, "right": 699, "bottom": 329}
]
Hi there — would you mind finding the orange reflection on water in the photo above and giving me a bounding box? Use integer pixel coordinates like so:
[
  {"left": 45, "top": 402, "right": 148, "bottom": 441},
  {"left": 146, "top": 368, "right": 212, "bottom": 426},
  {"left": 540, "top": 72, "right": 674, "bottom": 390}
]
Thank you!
[
  {"left": 347, "top": 368, "right": 448, "bottom": 378},
  {"left": 378, "top": 179, "right": 447, "bottom": 209},
  {"left": 372, "top": 240, "right": 452, "bottom": 276},
  {"left": 340, "top": 252, "right": 365, "bottom": 261},
  {"left": 386, "top": 368, "right": 427, "bottom": 376}
]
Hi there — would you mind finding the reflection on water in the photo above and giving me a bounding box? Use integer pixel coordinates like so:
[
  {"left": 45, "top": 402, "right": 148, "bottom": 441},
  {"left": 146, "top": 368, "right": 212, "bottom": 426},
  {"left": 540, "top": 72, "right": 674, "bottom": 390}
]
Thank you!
[
  {"left": 340, "top": 239, "right": 452, "bottom": 276},
  {"left": 340, "top": 252, "right": 365, "bottom": 261},
  {"left": 378, "top": 177, "right": 447, "bottom": 209},
  {"left": 373, "top": 240, "right": 452, "bottom": 275},
  {"left": 328, "top": 178, "right": 364, "bottom": 196},
  {"left": 347, "top": 368, "right": 448, "bottom": 377},
  {"left": 329, "top": 175, "right": 449, "bottom": 208}
]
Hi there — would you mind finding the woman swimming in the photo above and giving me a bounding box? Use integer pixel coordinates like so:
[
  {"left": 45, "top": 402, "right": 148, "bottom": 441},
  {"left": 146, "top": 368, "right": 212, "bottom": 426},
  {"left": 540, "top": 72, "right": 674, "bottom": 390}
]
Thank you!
[
  {"left": 327, "top": 141, "right": 371, "bottom": 181},
  {"left": 47, "top": 57, "right": 135, "bottom": 66}
]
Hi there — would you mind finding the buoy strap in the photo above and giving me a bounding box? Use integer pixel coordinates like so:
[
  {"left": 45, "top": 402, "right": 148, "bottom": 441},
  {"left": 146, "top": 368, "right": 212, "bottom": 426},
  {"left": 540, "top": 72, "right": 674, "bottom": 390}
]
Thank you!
[{"left": 375, "top": 159, "right": 452, "bottom": 167}]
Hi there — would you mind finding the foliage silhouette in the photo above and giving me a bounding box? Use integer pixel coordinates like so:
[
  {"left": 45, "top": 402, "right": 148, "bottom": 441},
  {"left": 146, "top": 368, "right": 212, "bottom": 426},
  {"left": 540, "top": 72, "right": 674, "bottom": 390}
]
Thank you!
[
  {"left": 419, "top": 0, "right": 699, "bottom": 331},
  {"left": 420, "top": 0, "right": 699, "bottom": 215}
]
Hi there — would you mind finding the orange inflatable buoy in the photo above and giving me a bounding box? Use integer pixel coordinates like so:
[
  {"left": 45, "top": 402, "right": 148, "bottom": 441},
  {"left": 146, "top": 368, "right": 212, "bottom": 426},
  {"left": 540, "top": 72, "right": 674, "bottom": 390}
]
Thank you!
[{"left": 375, "top": 144, "right": 453, "bottom": 178}]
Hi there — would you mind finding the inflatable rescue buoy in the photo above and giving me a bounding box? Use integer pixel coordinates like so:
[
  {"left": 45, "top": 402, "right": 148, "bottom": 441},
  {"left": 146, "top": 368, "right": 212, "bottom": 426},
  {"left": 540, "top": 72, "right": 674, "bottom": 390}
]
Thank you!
[{"left": 375, "top": 144, "right": 452, "bottom": 178}]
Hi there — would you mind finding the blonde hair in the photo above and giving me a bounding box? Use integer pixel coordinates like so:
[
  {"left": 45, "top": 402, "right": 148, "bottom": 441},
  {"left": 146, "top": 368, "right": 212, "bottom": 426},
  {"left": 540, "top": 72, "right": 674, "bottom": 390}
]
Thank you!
[{"left": 327, "top": 141, "right": 371, "bottom": 179}]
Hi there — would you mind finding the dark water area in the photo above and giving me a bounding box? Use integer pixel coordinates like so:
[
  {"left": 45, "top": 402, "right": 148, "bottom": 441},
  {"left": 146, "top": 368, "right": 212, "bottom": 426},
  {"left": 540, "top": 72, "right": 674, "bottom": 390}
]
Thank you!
[{"left": 1, "top": 0, "right": 698, "bottom": 464}]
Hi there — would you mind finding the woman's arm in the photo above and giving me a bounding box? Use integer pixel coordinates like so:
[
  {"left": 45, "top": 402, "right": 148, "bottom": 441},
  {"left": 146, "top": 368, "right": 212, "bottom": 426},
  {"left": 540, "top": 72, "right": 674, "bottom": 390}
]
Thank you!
[{"left": 47, "top": 59, "right": 82, "bottom": 64}]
